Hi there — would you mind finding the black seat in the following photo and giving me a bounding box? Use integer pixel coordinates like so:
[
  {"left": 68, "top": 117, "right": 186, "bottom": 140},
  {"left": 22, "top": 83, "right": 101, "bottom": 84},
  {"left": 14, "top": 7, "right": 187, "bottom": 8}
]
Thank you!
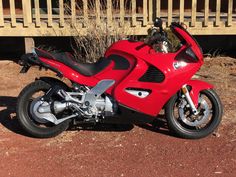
[{"left": 34, "top": 48, "right": 111, "bottom": 76}]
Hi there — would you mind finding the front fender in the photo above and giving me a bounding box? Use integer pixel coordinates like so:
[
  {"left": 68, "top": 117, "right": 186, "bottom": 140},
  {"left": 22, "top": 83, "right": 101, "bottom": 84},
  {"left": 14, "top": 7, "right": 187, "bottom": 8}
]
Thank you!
[{"left": 186, "top": 80, "right": 214, "bottom": 106}]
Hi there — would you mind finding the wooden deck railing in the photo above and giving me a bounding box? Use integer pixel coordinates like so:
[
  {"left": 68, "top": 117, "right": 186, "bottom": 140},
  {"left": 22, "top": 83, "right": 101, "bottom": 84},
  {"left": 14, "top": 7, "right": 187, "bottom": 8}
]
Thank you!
[{"left": 0, "top": 0, "right": 236, "bottom": 36}]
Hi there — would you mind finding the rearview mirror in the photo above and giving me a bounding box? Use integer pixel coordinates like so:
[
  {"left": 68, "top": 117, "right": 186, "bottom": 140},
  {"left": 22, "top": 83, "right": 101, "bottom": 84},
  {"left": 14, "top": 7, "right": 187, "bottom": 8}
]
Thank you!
[{"left": 154, "top": 18, "right": 163, "bottom": 28}]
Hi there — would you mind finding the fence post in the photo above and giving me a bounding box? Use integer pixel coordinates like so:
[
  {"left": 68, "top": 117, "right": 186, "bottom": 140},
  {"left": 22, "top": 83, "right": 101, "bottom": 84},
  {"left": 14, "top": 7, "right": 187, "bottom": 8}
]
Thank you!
[
  {"left": 180, "top": 0, "right": 184, "bottom": 23},
  {"left": 204, "top": 0, "right": 209, "bottom": 27},
  {"left": 0, "top": 0, "right": 4, "bottom": 27},
  {"left": 46, "top": 0, "right": 53, "bottom": 27},
  {"left": 168, "top": 0, "right": 173, "bottom": 26},
  {"left": 148, "top": 0, "right": 153, "bottom": 24},
  {"left": 24, "top": 37, "right": 35, "bottom": 54},
  {"left": 156, "top": 0, "right": 161, "bottom": 18},
  {"left": 132, "top": 0, "right": 136, "bottom": 26},
  {"left": 83, "top": 0, "right": 88, "bottom": 27},
  {"left": 95, "top": 0, "right": 101, "bottom": 26},
  {"left": 191, "top": 0, "right": 197, "bottom": 27},
  {"left": 9, "top": 0, "right": 16, "bottom": 27},
  {"left": 22, "top": 0, "right": 32, "bottom": 27},
  {"left": 120, "top": 0, "right": 125, "bottom": 26},
  {"left": 71, "top": 0, "right": 76, "bottom": 25},
  {"left": 143, "top": 0, "right": 148, "bottom": 26},
  {"left": 227, "top": 0, "right": 233, "bottom": 26},
  {"left": 107, "top": 0, "right": 112, "bottom": 27},
  {"left": 34, "top": 0, "right": 41, "bottom": 27},
  {"left": 215, "top": 0, "right": 221, "bottom": 26},
  {"left": 59, "top": 0, "right": 65, "bottom": 27}
]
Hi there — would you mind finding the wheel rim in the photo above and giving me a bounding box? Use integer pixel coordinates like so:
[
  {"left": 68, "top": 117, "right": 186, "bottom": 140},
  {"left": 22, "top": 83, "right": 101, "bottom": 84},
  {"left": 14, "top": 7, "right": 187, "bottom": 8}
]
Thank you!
[
  {"left": 173, "top": 92, "right": 215, "bottom": 131},
  {"left": 30, "top": 97, "right": 52, "bottom": 124},
  {"left": 25, "top": 88, "right": 55, "bottom": 128}
]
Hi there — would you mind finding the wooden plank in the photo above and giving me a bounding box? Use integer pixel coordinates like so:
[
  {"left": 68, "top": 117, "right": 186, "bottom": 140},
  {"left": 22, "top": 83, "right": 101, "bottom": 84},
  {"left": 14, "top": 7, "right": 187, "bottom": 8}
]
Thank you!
[
  {"left": 168, "top": 0, "right": 172, "bottom": 26},
  {"left": 120, "top": 0, "right": 125, "bottom": 26},
  {"left": 132, "top": 0, "right": 136, "bottom": 26},
  {"left": 34, "top": 0, "right": 41, "bottom": 27},
  {"left": 107, "top": 0, "right": 112, "bottom": 27},
  {"left": 148, "top": 0, "right": 153, "bottom": 23},
  {"left": 156, "top": 0, "right": 161, "bottom": 18},
  {"left": 59, "top": 0, "right": 65, "bottom": 27},
  {"left": 22, "top": 0, "right": 32, "bottom": 27},
  {"left": 47, "top": 0, "right": 53, "bottom": 27},
  {"left": 179, "top": 0, "right": 184, "bottom": 23},
  {"left": 95, "top": 0, "right": 101, "bottom": 26},
  {"left": 9, "top": 0, "right": 16, "bottom": 27},
  {"left": 191, "top": 0, "right": 197, "bottom": 27},
  {"left": 204, "top": 0, "right": 209, "bottom": 27},
  {"left": 83, "top": 0, "right": 88, "bottom": 26},
  {"left": 1, "top": 22, "right": 236, "bottom": 36},
  {"left": 228, "top": 0, "right": 233, "bottom": 26},
  {"left": 0, "top": 0, "right": 3, "bottom": 27},
  {"left": 71, "top": 0, "right": 76, "bottom": 25},
  {"left": 215, "top": 0, "right": 221, "bottom": 26},
  {"left": 143, "top": 0, "right": 148, "bottom": 26},
  {"left": 188, "top": 25, "right": 236, "bottom": 35}
]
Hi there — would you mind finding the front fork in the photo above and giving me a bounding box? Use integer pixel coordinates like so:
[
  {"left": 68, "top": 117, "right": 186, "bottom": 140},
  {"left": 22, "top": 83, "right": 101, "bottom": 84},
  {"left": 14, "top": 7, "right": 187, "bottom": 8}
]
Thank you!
[
  {"left": 181, "top": 80, "right": 214, "bottom": 115},
  {"left": 181, "top": 85, "right": 199, "bottom": 115}
]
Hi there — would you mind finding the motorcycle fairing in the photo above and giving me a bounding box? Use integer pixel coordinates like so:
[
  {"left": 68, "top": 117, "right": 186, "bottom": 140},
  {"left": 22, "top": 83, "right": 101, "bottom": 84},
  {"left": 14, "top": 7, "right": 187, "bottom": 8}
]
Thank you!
[{"left": 107, "top": 41, "right": 201, "bottom": 116}]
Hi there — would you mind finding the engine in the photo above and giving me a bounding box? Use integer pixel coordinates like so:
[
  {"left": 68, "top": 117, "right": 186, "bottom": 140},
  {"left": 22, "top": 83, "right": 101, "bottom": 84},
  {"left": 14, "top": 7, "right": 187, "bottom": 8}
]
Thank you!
[
  {"left": 30, "top": 80, "right": 118, "bottom": 125},
  {"left": 90, "top": 96, "right": 117, "bottom": 117},
  {"left": 56, "top": 89, "right": 118, "bottom": 119}
]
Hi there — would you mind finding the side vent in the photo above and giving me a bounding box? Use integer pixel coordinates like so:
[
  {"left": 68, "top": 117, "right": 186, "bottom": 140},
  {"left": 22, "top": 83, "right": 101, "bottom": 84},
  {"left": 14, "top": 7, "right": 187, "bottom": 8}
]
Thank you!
[{"left": 139, "top": 65, "right": 165, "bottom": 83}]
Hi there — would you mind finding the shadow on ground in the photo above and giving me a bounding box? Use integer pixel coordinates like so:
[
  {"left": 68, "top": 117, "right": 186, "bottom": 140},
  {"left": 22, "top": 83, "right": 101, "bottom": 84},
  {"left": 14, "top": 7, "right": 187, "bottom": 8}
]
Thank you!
[
  {"left": 0, "top": 96, "right": 171, "bottom": 138},
  {"left": 0, "top": 96, "right": 23, "bottom": 134}
]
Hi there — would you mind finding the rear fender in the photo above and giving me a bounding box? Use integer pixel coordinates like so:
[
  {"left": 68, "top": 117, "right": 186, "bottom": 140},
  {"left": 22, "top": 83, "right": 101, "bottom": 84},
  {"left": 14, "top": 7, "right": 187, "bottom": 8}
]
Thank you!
[
  {"left": 37, "top": 77, "right": 70, "bottom": 90},
  {"left": 186, "top": 80, "right": 214, "bottom": 107}
]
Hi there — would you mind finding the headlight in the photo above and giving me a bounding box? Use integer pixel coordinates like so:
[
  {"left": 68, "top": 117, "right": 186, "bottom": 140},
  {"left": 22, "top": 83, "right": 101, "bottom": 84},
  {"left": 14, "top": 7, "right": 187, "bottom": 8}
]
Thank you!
[{"left": 175, "top": 47, "right": 199, "bottom": 63}]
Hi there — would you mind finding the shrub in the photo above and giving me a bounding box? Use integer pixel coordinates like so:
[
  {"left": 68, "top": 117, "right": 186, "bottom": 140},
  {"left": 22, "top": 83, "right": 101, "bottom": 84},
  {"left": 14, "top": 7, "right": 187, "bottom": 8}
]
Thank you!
[{"left": 64, "top": 0, "right": 131, "bottom": 62}]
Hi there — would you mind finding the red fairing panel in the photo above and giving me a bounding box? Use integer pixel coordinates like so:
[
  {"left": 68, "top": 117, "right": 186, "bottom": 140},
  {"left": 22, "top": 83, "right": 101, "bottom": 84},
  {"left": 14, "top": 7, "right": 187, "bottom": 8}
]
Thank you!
[
  {"left": 97, "top": 52, "right": 136, "bottom": 94},
  {"left": 173, "top": 27, "right": 203, "bottom": 62},
  {"left": 107, "top": 40, "right": 201, "bottom": 116}
]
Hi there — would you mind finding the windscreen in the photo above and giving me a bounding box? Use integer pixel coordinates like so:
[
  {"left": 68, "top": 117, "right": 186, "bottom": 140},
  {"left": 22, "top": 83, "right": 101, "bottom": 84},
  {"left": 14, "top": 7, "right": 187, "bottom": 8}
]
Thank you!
[{"left": 170, "top": 23, "right": 203, "bottom": 60}]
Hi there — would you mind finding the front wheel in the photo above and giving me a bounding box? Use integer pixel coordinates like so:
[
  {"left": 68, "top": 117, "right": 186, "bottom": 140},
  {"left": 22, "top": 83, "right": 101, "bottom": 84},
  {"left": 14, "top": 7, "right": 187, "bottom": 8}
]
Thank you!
[
  {"left": 165, "top": 89, "right": 223, "bottom": 139},
  {"left": 17, "top": 80, "right": 71, "bottom": 138}
]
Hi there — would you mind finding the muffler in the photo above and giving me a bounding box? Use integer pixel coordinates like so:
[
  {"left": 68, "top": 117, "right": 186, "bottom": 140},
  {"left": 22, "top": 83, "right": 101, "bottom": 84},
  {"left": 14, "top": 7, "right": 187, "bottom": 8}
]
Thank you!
[{"left": 38, "top": 101, "right": 69, "bottom": 114}]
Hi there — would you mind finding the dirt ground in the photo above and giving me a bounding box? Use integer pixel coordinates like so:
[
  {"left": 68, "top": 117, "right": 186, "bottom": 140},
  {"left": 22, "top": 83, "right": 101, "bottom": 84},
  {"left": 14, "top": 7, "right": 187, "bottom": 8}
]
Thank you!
[{"left": 0, "top": 57, "right": 235, "bottom": 177}]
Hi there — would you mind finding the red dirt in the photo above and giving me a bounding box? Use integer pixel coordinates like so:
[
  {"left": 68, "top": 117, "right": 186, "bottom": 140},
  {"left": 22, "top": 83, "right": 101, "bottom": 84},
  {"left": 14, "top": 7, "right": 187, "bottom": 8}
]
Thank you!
[{"left": 0, "top": 58, "right": 235, "bottom": 177}]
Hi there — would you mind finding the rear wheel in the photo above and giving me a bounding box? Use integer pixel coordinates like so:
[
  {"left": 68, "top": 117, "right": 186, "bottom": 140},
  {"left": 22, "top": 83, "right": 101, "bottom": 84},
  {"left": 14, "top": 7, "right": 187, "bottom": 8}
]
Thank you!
[
  {"left": 17, "top": 80, "right": 70, "bottom": 138},
  {"left": 165, "top": 89, "right": 223, "bottom": 139}
]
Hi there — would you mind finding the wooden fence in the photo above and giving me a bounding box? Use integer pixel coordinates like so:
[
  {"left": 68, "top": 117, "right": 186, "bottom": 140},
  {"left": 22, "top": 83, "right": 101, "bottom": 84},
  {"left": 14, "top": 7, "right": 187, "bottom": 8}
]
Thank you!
[{"left": 0, "top": 0, "right": 236, "bottom": 37}]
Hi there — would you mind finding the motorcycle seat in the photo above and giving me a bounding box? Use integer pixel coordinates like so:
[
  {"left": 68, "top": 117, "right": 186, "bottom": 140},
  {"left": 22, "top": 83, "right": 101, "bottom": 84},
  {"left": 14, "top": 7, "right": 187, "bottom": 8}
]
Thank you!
[{"left": 34, "top": 48, "right": 111, "bottom": 76}]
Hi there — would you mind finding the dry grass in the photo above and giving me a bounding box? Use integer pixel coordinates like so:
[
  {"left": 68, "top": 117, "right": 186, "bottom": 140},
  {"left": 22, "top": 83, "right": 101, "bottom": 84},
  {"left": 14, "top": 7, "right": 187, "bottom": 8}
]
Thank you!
[{"left": 64, "top": 0, "right": 132, "bottom": 63}]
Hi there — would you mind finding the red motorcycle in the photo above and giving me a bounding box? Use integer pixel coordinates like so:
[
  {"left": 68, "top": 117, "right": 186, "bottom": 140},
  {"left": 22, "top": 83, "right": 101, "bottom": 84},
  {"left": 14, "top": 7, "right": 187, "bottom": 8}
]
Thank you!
[{"left": 17, "top": 18, "right": 222, "bottom": 139}]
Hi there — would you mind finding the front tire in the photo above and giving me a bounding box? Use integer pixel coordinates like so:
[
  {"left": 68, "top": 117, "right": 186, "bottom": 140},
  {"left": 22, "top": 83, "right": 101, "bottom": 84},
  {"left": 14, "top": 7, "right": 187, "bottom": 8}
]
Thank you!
[
  {"left": 17, "top": 80, "right": 70, "bottom": 138},
  {"left": 165, "top": 89, "right": 223, "bottom": 139}
]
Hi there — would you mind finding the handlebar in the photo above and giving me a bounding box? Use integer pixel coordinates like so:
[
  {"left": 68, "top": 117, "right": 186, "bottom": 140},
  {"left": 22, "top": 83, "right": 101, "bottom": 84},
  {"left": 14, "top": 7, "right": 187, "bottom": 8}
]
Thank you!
[{"left": 145, "top": 28, "right": 168, "bottom": 45}]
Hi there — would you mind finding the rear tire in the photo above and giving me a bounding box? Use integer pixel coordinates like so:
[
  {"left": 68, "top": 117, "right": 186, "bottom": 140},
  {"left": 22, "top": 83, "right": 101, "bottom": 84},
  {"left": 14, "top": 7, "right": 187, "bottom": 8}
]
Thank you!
[
  {"left": 165, "top": 89, "right": 223, "bottom": 139},
  {"left": 17, "top": 80, "right": 70, "bottom": 138}
]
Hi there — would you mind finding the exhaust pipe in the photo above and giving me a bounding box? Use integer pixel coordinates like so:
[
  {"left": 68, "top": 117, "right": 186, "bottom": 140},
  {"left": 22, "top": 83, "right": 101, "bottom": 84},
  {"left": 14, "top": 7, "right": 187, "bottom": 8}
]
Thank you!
[
  {"left": 38, "top": 101, "right": 69, "bottom": 114},
  {"left": 52, "top": 101, "right": 70, "bottom": 114}
]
